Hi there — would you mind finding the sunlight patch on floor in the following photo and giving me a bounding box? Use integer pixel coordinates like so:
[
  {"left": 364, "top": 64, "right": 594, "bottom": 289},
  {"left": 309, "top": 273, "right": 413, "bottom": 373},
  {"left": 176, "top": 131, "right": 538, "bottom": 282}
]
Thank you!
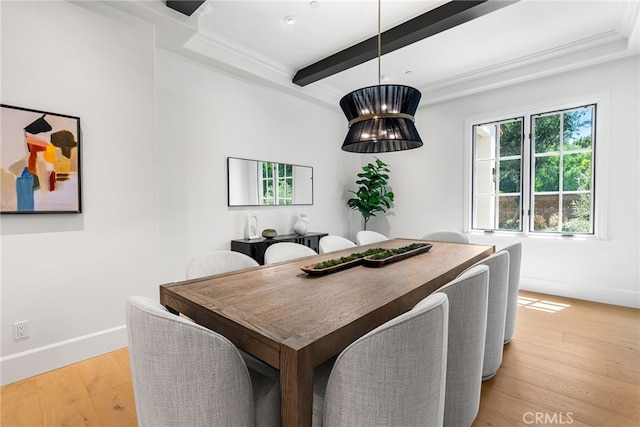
[{"left": 518, "top": 296, "right": 571, "bottom": 313}]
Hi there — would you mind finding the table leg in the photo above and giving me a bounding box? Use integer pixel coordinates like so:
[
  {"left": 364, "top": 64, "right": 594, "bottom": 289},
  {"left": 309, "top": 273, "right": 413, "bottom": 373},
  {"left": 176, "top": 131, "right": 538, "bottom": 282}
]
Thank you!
[{"left": 280, "top": 345, "right": 314, "bottom": 427}]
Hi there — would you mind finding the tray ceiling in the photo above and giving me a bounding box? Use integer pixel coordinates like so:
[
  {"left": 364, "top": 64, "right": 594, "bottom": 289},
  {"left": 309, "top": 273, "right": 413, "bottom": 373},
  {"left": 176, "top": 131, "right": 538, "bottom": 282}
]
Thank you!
[{"left": 91, "top": 0, "right": 639, "bottom": 108}]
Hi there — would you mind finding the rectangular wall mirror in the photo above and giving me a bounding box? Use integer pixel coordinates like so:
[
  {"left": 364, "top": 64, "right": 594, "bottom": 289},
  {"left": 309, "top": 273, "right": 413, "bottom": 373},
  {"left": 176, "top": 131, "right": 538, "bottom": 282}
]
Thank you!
[{"left": 227, "top": 157, "right": 313, "bottom": 206}]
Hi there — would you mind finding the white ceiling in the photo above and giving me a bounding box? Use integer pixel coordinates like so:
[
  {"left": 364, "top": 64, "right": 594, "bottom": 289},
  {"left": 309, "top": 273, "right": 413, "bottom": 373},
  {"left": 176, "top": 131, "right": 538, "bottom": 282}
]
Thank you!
[{"left": 95, "top": 0, "right": 639, "bottom": 108}]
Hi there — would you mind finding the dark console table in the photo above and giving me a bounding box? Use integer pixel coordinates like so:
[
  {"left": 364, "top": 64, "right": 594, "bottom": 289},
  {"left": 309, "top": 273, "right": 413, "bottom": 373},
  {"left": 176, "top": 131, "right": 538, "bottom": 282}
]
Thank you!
[{"left": 231, "top": 232, "right": 328, "bottom": 265}]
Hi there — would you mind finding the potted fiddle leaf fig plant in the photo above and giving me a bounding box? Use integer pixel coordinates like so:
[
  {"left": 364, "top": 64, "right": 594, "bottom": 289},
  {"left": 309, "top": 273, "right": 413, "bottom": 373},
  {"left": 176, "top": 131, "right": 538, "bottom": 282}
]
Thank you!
[{"left": 347, "top": 158, "right": 394, "bottom": 230}]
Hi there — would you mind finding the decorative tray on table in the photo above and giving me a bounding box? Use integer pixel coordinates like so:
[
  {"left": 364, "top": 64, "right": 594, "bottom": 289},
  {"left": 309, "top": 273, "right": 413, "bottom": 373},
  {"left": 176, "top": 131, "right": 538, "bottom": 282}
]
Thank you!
[
  {"left": 300, "top": 248, "right": 386, "bottom": 276},
  {"left": 362, "top": 243, "right": 433, "bottom": 267},
  {"left": 301, "top": 243, "right": 432, "bottom": 275},
  {"left": 300, "top": 258, "right": 362, "bottom": 276}
]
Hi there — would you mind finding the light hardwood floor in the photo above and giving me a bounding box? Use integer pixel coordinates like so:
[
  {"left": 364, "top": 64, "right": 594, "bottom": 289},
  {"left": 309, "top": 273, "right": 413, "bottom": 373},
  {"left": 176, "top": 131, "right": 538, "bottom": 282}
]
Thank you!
[{"left": 2, "top": 290, "right": 638, "bottom": 426}]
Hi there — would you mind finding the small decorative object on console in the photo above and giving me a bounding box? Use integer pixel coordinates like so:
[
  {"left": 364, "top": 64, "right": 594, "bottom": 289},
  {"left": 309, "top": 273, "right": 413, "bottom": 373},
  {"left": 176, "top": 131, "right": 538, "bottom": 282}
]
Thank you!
[
  {"left": 245, "top": 211, "right": 259, "bottom": 239},
  {"left": 293, "top": 213, "right": 309, "bottom": 236},
  {"left": 262, "top": 228, "right": 277, "bottom": 239}
]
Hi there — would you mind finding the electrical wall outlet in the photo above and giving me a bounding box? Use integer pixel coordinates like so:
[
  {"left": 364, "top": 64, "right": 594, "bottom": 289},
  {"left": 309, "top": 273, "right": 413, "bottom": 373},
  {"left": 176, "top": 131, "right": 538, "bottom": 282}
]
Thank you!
[{"left": 13, "top": 321, "right": 29, "bottom": 340}]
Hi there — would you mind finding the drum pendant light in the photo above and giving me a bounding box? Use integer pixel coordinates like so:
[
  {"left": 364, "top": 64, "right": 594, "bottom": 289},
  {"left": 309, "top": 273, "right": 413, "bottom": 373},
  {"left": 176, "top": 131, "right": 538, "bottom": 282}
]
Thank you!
[{"left": 340, "top": 0, "right": 423, "bottom": 153}]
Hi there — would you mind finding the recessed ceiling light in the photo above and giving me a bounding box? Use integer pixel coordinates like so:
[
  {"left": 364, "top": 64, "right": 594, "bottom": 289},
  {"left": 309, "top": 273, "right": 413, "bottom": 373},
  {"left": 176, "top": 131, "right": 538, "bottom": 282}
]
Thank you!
[
  {"left": 310, "top": 1, "right": 320, "bottom": 8},
  {"left": 405, "top": 71, "right": 413, "bottom": 76},
  {"left": 284, "top": 15, "right": 297, "bottom": 26}
]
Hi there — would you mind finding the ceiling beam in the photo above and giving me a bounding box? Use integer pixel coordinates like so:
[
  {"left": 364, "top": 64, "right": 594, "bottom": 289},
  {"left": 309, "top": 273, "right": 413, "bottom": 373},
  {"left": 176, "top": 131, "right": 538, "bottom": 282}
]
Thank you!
[
  {"left": 166, "top": 1, "right": 206, "bottom": 17},
  {"left": 293, "top": 0, "right": 518, "bottom": 87}
]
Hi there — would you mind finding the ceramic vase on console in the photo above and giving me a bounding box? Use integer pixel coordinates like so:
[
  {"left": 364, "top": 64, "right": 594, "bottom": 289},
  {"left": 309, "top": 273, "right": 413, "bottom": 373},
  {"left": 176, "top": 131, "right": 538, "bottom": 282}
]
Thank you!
[
  {"left": 293, "top": 213, "right": 309, "bottom": 236},
  {"left": 244, "top": 211, "right": 259, "bottom": 239}
]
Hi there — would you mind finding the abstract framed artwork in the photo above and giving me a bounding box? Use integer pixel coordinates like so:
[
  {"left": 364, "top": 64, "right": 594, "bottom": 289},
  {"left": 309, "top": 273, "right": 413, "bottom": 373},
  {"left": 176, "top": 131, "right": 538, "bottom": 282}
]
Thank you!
[{"left": 1, "top": 104, "right": 81, "bottom": 213}]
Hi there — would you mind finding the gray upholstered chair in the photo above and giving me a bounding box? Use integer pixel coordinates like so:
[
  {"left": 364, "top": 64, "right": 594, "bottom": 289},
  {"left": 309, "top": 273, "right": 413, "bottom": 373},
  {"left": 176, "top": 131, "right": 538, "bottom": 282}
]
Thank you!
[
  {"left": 263, "top": 242, "right": 316, "bottom": 264},
  {"left": 319, "top": 235, "right": 357, "bottom": 254},
  {"left": 126, "top": 296, "right": 281, "bottom": 427},
  {"left": 312, "top": 293, "right": 449, "bottom": 427},
  {"left": 437, "top": 265, "right": 489, "bottom": 427},
  {"left": 186, "top": 250, "right": 259, "bottom": 279},
  {"left": 502, "top": 242, "right": 522, "bottom": 344},
  {"left": 421, "top": 231, "right": 469, "bottom": 243},
  {"left": 355, "top": 230, "right": 388, "bottom": 246},
  {"left": 461, "top": 251, "right": 510, "bottom": 380}
]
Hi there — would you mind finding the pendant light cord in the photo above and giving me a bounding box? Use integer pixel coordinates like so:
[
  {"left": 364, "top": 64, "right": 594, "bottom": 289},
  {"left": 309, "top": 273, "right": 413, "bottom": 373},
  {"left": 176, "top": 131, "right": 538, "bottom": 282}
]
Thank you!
[{"left": 377, "top": 0, "right": 381, "bottom": 85}]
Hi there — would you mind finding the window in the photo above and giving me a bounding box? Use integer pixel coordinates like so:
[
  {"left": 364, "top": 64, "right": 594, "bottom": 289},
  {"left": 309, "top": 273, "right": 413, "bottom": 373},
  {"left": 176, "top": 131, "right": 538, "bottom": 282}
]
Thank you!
[
  {"left": 276, "top": 163, "right": 293, "bottom": 205},
  {"left": 531, "top": 106, "right": 595, "bottom": 234},
  {"left": 258, "top": 162, "right": 293, "bottom": 205},
  {"left": 471, "top": 103, "right": 596, "bottom": 235},
  {"left": 472, "top": 118, "right": 524, "bottom": 231},
  {"left": 259, "top": 161, "right": 275, "bottom": 205}
]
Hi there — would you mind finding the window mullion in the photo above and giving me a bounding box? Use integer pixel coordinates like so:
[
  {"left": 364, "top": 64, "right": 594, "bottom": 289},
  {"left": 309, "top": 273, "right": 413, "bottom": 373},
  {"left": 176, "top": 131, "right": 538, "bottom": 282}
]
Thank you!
[
  {"left": 273, "top": 164, "right": 279, "bottom": 204},
  {"left": 527, "top": 118, "right": 534, "bottom": 234},
  {"left": 558, "top": 114, "right": 565, "bottom": 232},
  {"left": 495, "top": 124, "right": 500, "bottom": 230},
  {"left": 522, "top": 123, "right": 529, "bottom": 236}
]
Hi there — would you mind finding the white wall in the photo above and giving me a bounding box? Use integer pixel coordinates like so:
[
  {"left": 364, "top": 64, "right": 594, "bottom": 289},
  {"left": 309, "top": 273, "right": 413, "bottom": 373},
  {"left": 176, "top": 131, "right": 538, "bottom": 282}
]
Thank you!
[
  {"left": 154, "top": 50, "right": 359, "bottom": 282},
  {"left": 0, "top": 1, "right": 158, "bottom": 384},
  {"left": 0, "top": 1, "right": 360, "bottom": 385},
  {"left": 386, "top": 56, "right": 640, "bottom": 308}
]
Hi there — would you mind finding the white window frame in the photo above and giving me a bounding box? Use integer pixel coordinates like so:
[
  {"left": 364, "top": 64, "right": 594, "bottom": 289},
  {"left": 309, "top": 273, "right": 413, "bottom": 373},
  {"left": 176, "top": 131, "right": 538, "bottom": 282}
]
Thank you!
[
  {"left": 258, "top": 161, "right": 275, "bottom": 205},
  {"left": 276, "top": 163, "right": 293, "bottom": 205},
  {"left": 464, "top": 93, "right": 609, "bottom": 240},
  {"left": 530, "top": 105, "right": 596, "bottom": 234},
  {"left": 257, "top": 162, "right": 294, "bottom": 206},
  {"left": 471, "top": 117, "right": 524, "bottom": 232}
]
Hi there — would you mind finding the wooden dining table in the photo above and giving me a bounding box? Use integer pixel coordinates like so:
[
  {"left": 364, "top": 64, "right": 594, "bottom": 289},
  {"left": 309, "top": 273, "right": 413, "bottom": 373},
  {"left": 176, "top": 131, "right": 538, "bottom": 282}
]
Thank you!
[{"left": 160, "top": 238, "right": 494, "bottom": 426}]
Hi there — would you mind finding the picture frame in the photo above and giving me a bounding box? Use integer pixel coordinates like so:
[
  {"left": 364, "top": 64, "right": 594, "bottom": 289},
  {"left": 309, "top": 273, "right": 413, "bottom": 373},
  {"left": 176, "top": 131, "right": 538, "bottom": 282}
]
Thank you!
[{"left": 1, "top": 104, "right": 81, "bottom": 214}]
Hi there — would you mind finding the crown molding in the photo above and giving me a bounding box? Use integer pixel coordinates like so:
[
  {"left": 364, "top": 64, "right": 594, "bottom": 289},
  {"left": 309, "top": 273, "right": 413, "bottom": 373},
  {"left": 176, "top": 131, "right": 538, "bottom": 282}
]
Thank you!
[
  {"left": 420, "top": 35, "right": 637, "bottom": 106},
  {"left": 182, "top": 29, "right": 343, "bottom": 109},
  {"left": 81, "top": 1, "right": 639, "bottom": 110}
]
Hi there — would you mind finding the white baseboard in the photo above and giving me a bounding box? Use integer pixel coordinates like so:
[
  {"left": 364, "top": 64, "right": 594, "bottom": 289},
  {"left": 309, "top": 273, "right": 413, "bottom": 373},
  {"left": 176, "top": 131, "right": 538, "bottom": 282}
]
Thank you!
[
  {"left": 1, "top": 325, "right": 128, "bottom": 386},
  {"left": 520, "top": 277, "right": 640, "bottom": 309}
]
